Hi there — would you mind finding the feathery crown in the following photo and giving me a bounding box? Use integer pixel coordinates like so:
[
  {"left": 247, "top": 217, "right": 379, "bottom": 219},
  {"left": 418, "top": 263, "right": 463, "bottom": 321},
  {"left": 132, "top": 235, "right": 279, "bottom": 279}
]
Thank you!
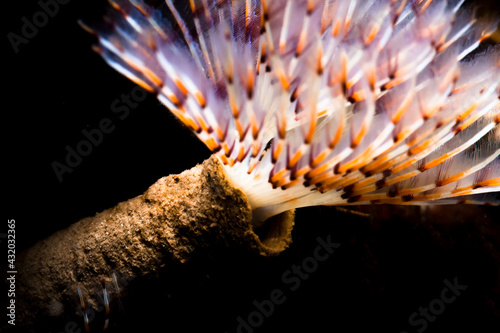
[{"left": 85, "top": 0, "right": 500, "bottom": 222}]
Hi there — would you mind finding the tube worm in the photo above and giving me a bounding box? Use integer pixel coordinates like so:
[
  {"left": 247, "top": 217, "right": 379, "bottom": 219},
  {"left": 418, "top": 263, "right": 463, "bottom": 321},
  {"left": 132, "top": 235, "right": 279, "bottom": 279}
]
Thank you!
[{"left": 15, "top": 0, "right": 500, "bottom": 331}]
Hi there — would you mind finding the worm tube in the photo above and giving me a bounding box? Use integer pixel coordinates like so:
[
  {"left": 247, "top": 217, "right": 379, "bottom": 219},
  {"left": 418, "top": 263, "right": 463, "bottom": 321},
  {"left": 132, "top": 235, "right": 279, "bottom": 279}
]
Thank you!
[{"left": 14, "top": 156, "right": 294, "bottom": 332}]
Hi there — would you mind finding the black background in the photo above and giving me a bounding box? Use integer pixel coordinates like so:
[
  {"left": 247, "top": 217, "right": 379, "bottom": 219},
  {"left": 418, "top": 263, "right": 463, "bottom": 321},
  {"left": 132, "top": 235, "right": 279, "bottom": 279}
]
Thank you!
[{"left": 4, "top": 1, "right": 500, "bottom": 332}]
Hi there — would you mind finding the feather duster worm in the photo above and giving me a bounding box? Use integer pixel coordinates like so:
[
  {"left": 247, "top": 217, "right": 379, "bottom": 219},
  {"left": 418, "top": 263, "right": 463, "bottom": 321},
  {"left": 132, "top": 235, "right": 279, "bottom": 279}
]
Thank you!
[
  {"left": 14, "top": 1, "right": 500, "bottom": 331},
  {"left": 83, "top": 0, "right": 500, "bottom": 224}
]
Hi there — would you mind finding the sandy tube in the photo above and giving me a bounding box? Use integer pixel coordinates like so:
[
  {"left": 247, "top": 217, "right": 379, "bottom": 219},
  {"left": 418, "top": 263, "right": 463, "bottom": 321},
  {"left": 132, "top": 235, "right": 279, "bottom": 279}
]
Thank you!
[{"left": 13, "top": 155, "right": 294, "bottom": 332}]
